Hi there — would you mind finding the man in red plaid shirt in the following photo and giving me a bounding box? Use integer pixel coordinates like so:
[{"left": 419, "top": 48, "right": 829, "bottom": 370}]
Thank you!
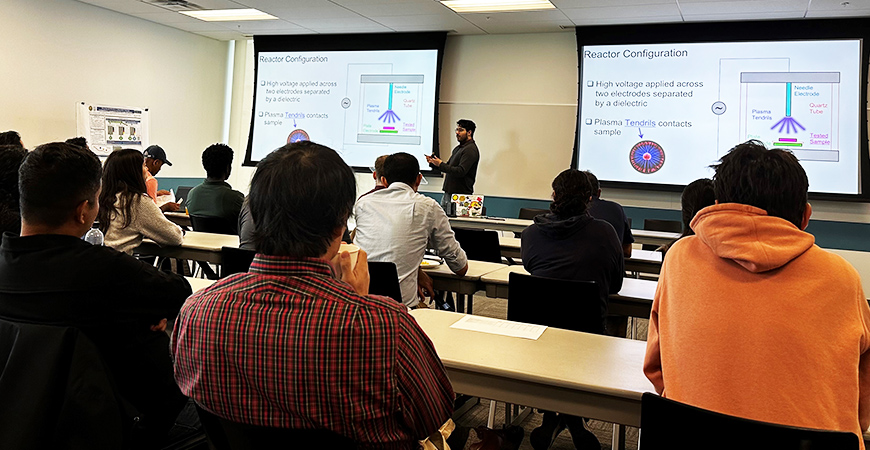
[{"left": 171, "top": 141, "right": 454, "bottom": 449}]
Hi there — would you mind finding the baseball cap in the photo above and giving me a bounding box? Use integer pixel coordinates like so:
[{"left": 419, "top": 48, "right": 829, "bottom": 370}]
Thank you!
[{"left": 143, "top": 145, "right": 172, "bottom": 166}]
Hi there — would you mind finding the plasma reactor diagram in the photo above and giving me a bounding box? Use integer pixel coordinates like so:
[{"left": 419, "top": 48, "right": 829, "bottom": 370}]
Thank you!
[
  {"left": 357, "top": 74, "right": 424, "bottom": 145},
  {"left": 739, "top": 71, "right": 840, "bottom": 162},
  {"left": 714, "top": 57, "right": 841, "bottom": 163}
]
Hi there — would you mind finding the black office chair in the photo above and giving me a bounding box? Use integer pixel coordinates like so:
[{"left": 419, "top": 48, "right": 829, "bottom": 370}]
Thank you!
[
  {"left": 368, "top": 261, "right": 403, "bottom": 304},
  {"left": 195, "top": 404, "right": 357, "bottom": 450},
  {"left": 507, "top": 272, "right": 603, "bottom": 334},
  {"left": 220, "top": 246, "right": 256, "bottom": 278},
  {"left": 452, "top": 228, "right": 503, "bottom": 264},
  {"left": 639, "top": 392, "right": 859, "bottom": 449},
  {"left": 190, "top": 215, "right": 238, "bottom": 235},
  {"left": 505, "top": 273, "right": 603, "bottom": 440},
  {"left": 642, "top": 219, "right": 682, "bottom": 251},
  {"left": 515, "top": 208, "right": 549, "bottom": 238},
  {"left": 518, "top": 207, "right": 548, "bottom": 221}
]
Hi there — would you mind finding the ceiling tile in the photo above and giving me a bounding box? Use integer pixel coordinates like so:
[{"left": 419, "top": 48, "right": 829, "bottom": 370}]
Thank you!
[
  {"left": 339, "top": 1, "right": 449, "bottom": 16},
  {"left": 553, "top": 0, "right": 677, "bottom": 6},
  {"left": 460, "top": 9, "right": 572, "bottom": 24},
  {"left": 560, "top": 3, "right": 681, "bottom": 20},
  {"left": 808, "top": 0, "right": 870, "bottom": 10},
  {"left": 196, "top": 30, "right": 249, "bottom": 40},
  {"left": 78, "top": 0, "right": 167, "bottom": 14},
  {"left": 805, "top": 8, "right": 870, "bottom": 16},
  {"left": 215, "top": 19, "right": 309, "bottom": 32},
  {"left": 681, "top": 11, "right": 807, "bottom": 20},
  {"left": 677, "top": 0, "right": 808, "bottom": 15}
]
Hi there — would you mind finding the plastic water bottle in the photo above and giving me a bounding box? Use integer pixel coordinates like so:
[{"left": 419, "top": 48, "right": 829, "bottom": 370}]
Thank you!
[{"left": 84, "top": 227, "right": 104, "bottom": 246}]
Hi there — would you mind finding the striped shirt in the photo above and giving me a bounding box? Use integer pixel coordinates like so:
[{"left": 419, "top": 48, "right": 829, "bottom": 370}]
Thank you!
[{"left": 171, "top": 255, "right": 454, "bottom": 450}]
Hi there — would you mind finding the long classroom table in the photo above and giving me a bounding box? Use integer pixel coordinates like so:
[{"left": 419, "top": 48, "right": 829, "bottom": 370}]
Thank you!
[
  {"left": 475, "top": 265, "right": 657, "bottom": 319},
  {"left": 448, "top": 216, "right": 679, "bottom": 247},
  {"left": 410, "top": 308, "right": 655, "bottom": 448},
  {"left": 134, "top": 231, "right": 239, "bottom": 264},
  {"left": 498, "top": 236, "right": 663, "bottom": 273}
]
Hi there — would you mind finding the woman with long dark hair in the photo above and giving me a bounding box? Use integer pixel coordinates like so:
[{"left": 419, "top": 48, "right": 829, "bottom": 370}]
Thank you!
[{"left": 98, "top": 149, "right": 183, "bottom": 253}]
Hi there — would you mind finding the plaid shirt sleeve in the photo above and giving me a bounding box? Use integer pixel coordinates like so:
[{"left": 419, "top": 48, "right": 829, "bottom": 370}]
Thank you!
[{"left": 394, "top": 310, "right": 454, "bottom": 439}]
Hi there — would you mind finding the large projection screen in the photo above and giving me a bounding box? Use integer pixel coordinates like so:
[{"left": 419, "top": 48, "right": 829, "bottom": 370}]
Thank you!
[
  {"left": 246, "top": 32, "right": 447, "bottom": 172},
  {"left": 574, "top": 19, "right": 870, "bottom": 201}
]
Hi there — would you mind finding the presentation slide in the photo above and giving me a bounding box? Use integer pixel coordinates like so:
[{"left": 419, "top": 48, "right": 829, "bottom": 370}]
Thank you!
[
  {"left": 249, "top": 49, "right": 438, "bottom": 169},
  {"left": 577, "top": 39, "right": 862, "bottom": 195}
]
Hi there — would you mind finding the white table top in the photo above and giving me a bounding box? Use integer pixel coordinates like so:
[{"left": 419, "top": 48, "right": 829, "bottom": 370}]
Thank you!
[
  {"left": 410, "top": 309, "right": 655, "bottom": 425},
  {"left": 497, "top": 236, "right": 662, "bottom": 264},
  {"left": 421, "top": 258, "right": 507, "bottom": 280},
  {"left": 479, "top": 266, "right": 657, "bottom": 301},
  {"left": 174, "top": 231, "right": 239, "bottom": 251}
]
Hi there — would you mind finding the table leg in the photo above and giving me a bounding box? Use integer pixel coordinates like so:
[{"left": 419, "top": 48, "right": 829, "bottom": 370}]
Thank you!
[
  {"left": 612, "top": 424, "right": 626, "bottom": 450},
  {"left": 465, "top": 294, "right": 473, "bottom": 315}
]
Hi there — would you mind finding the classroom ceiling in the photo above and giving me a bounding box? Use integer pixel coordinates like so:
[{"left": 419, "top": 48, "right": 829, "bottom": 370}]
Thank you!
[{"left": 77, "top": 0, "right": 870, "bottom": 40}]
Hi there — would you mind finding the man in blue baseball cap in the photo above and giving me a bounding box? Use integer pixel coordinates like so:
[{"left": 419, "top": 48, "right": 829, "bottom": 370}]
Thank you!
[{"left": 143, "top": 145, "right": 179, "bottom": 212}]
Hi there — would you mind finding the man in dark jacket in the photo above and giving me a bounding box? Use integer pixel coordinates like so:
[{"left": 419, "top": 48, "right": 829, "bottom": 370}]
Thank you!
[
  {"left": 520, "top": 168, "right": 624, "bottom": 450},
  {"left": 0, "top": 142, "right": 192, "bottom": 448},
  {"left": 426, "top": 119, "right": 480, "bottom": 213}
]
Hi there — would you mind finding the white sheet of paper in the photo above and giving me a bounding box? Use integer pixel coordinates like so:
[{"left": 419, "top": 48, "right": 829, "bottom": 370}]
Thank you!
[{"left": 450, "top": 315, "right": 547, "bottom": 340}]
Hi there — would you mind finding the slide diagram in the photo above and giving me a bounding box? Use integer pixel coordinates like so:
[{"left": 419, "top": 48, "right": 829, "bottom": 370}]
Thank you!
[
  {"left": 629, "top": 140, "right": 665, "bottom": 174},
  {"left": 738, "top": 71, "right": 840, "bottom": 162},
  {"left": 356, "top": 74, "right": 424, "bottom": 145},
  {"left": 250, "top": 49, "right": 437, "bottom": 168},
  {"left": 577, "top": 39, "right": 860, "bottom": 194}
]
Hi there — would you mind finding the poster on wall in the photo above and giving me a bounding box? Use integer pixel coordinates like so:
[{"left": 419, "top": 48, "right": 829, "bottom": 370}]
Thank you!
[{"left": 76, "top": 102, "right": 150, "bottom": 157}]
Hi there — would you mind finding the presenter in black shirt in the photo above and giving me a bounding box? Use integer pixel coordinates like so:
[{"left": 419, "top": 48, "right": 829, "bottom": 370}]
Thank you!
[{"left": 426, "top": 119, "right": 480, "bottom": 213}]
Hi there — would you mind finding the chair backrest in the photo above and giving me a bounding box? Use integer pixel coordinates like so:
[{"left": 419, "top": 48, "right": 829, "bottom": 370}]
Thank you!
[
  {"left": 507, "top": 272, "right": 604, "bottom": 334},
  {"left": 642, "top": 219, "right": 682, "bottom": 251},
  {"left": 0, "top": 319, "right": 133, "bottom": 449},
  {"left": 368, "top": 261, "right": 403, "bottom": 304},
  {"left": 195, "top": 404, "right": 357, "bottom": 450},
  {"left": 191, "top": 215, "right": 237, "bottom": 235},
  {"left": 518, "top": 207, "right": 548, "bottom": 220},
  {"left": 453, "top": 228, "right": 502, "bottom": 264},
  {"left": 639, "top": 392, "right": 859, "bottom": 449},
  {"left": 221, "top": 246, "right": 256, "bottom": 278}
]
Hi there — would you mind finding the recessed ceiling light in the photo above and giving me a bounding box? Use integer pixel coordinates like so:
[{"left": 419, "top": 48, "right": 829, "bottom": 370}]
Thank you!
[
  {"left": 180, "top": 8, "right": 278, "bottom": 21},
  {"left": 441, "top": 0, "right": 556, "bottom": 13}
]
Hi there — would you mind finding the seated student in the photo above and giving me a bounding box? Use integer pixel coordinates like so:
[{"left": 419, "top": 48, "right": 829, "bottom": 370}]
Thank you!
[
  {"left": 143, "top": 145, "right": 179, "bottom": 212},
  {"left": 172, "top": 142, "right": 454, "bottom": 449},
  {"left": 0, "top": 144, "right": 27, "bottom": 235},
  {"left": 644, "top": 141, "right": 870, "bottom": 443},
  {"left": 0, "top": 130, "right": 23, "bottom": 147},
  {"left": 0, "top": 142, "right": 191, "bottom": 448},
  {"left": 65, "top": 136, "right": 89, "bottom": 150},
  {"left": 359, "top": 154, "right": 389, "bottom": 198},
  {"left": 658, "top": 178, "right": 715, "bottom": 254},
  {"left": 98, "top": 149, "right": 184, "bottom": 254},
  {"left": 521, "top": 168, "right": 624, "bottom": 450},
  {"left": 186, "top": 143, "right": 244, "bottom": 232},
  {"left": 585, "top": 170, "right": 634, "bottom": 257},
  {"left": 354, "top": 152, "right": 468, "bottom": 308}
]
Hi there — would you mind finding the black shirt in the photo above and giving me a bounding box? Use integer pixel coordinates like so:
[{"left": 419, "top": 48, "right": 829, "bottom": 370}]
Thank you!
[
  {"left": 588, "top": 197, "right": 635, "bottom": 246},
  {"left": 439, "top": 139, "right": 480, "bottom": 195},
  {"left": 521, "top": 213, "right": 624, "bottom": 316}
]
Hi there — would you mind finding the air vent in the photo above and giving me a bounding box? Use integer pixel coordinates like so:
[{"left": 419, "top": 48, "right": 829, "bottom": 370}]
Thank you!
[{"left": 140, "top": 0, "right": 204, "bottom": 12}]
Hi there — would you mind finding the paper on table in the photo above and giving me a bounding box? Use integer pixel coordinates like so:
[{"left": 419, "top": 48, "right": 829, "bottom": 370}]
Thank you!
[
  {"left": 156, "top": 188, "right": 176, "bottom": 207},
  {"left": 450, "top": 315, "right": 547, "bottom": 340}
]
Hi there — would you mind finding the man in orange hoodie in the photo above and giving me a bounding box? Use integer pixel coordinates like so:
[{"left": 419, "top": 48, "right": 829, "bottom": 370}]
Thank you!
[{"left": 644, "top": 140, "right": 870, "bottom": 443}]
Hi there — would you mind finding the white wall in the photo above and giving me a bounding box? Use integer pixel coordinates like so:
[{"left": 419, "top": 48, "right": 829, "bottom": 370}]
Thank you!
[{"left": 1, "top": 0, "right": 230, "bottom": 178}]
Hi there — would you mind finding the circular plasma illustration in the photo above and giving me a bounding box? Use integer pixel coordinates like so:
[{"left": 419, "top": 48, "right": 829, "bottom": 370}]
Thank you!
[
  {"left": 629, "top": 140, "right": 665, "bottom": 174},
  {"left": 287, "top": 129, "right": 310, "bottom": 144}
]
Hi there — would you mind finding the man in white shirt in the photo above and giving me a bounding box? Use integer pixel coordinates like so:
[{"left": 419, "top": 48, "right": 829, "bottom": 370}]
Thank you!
[{"left": 354, "top": 152, "right": 468, "bottom": 307}]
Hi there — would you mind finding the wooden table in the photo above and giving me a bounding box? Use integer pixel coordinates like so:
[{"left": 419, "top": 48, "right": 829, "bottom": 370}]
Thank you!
[
  {"left": 631, "top": 229, "right": 679, "bottom": 247},
  {"left": 410, "top": 309, "right": 655, "bottom": 448},
  {"left": 449, "top": 215, "right": 679, "bottom": 248},
  {"left": 424, "top": 260, "right": 508, "bottom": 314},
  {"left": 164, "top": 211, "right": 191, "bottom": 228},
  {"left": 449, "top": 216, "right": 532, "bottom": 234},
  {"left": 135, "top": 231, "right": 239, "bottom": 264},
  {"left": 498, "top": 236, "right": 663, "bottom": 273},
  {"left": 479, "top": 266, "right": 657, "bottom": 319}
]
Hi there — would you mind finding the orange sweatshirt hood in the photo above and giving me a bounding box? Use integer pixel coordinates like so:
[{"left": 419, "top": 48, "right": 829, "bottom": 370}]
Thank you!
[{"left": 690, "top": 203, "right": 814, "bottom": 273}]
